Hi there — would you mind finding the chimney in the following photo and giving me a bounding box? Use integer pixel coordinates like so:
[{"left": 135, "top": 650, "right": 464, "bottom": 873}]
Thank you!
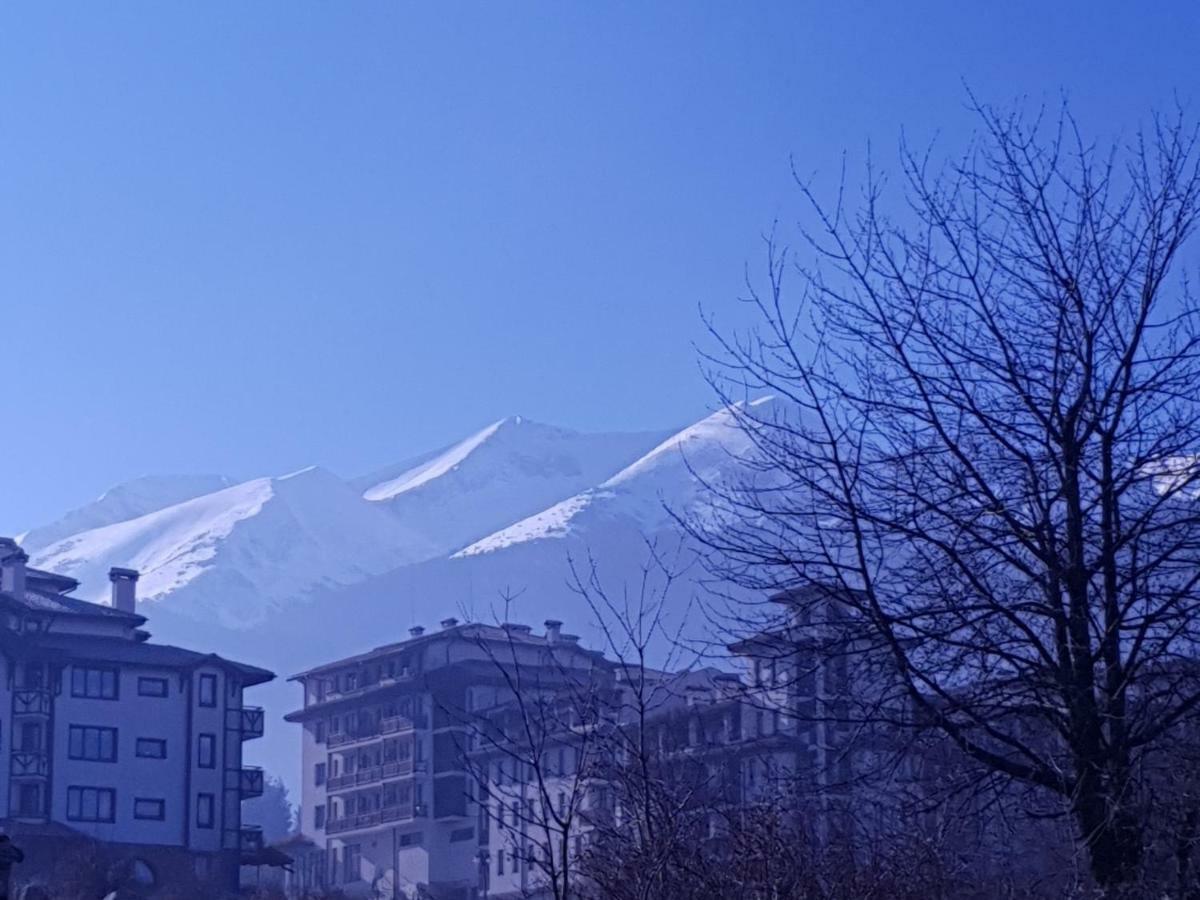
[
  {"left": 440, "top": 617, "right": 459, "bottom": 630},
  {"left": 109, "top": 567, "right": 139, "bottom": 614},
  {"left": 544, "top": 619, "right": 563, "bottom": 644},
  {"left": 0, "top": 538, "right": 28, "bottom": 598},
  {"left": 409, "top": 625, "right": 425, "bottom": 638}
]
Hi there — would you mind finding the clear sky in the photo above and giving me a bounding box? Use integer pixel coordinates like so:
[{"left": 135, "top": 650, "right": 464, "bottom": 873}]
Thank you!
[{"left": 0, "top": 2, "right": 1196, "bottom": 532}]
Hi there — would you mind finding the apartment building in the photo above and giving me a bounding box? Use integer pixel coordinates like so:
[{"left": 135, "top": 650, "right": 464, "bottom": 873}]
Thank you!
[
  {"left": 286, "top": 586, "right": 909, "bottom": 900},
  {"left": 0, "top": 538, "right": 274, "bottom": 890},
  {"left": 476, "top": 587, "right": 907, "bottom": 900},
  {"left": 285, "top": 617, "right": 608, "bottom": 900}
]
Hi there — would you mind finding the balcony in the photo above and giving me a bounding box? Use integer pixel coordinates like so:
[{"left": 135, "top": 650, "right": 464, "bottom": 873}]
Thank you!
[
  {"left": 327, "top": 729, "right": 380, "bottom": 749},
  {"left": 326, "top": 801, "right": 427, "bottom": 834},
  {"left": 228, "top": 706, "right": 265, "bottom": 741},
  {"left": 382, "top": 759, "right": 415, "bottom": 779},
  {"left": 11, "top": 751, "right": 48, "bottom": 777},
  {"left": 236, "top": 766, "right": 264, "bottom": 799},
  {"left": 327, "top": 758, "right": 421, "bottom": 793},
  {"left": 381, "top": 716, "right": 414, "bottom": 735},
  {"left": 13, "top": 689, "right": 50, "bottom": 716}
]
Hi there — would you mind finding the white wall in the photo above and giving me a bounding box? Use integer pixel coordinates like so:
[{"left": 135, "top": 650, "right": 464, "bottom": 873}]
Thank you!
[{"left": 51, "top": 663, "right": 189, "bottom": 846}]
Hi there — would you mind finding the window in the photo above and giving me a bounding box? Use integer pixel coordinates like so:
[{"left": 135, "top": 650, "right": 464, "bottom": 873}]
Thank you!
[
  {"left": 197, "top": 733, "right": 216, "bottom": 768},
  {"left": 449, "top": 827, "right": 473, "bottom": 843},
  {"left": 72, "top": 667, "right": 118, "bottom": 700},
  {"left": 16, "top": 783, "right": 41, "bottom": 817},
  {"left": 20, "top": 721, "right": 43, "bottom": 752},
  {"left": 198, "top": 674, "right": 217, "bottom": 707},
  {"left": 136, "top": 738, "right": 167, "bottom": 759},
  {"left": 67, "top": 787, "right": 115, "bottom": 823},
  {"left": 137, "top": 677, "right": 168, "bottom": 698},
  {"left": 399, "top": 831, "right": 422, "bottom": 847},
  {"left": 496, "top": 849, "right": 505, "bottom": 876},
  {"left": 314, "top": 762, "right": 326, "bottom": 786},
  {"left": 196, "top": 793, "right": 214, "bottom": 828},
  {"left": 68, "top": 725, "right": 117, "bottom": 762},
  {"left": 314, "top": 804, "right": 326, "bottom": 830},
  {"left": 133, "top": 798, "right": 165, "bottom": 820},
  {"left": 343, "top": 843, "right": 361, "bottom": 883}
]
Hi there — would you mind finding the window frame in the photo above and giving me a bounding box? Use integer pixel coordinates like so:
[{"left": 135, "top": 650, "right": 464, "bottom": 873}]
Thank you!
[
  {"left": 196, "top": 792, "right": 215, "bottom": 829},
  {"left": 71, "top": 666, "right": 119, "bottom": 701},
  {"left": 135, "top": 737, "right": 167, "bottom": 759},
  {"left": 67, "top": 786, "right": 116, "bottom": 823},
  {"left": 67, "top": 725, "right": 118, "bottom": 763},
  {"left": 133, "top": 797, "right": 166, "bottom": 821},
  {"left": 197, "top": 733, "right": 216, "bottom": 769},
  {"left": 197, "top": 673, "right": 217, "bottom": 708},
  {"left": 137, "top": 676, "right": 169, "bottom": 698}
]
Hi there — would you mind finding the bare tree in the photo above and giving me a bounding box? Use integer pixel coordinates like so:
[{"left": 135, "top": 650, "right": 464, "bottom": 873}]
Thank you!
[
  {"left": 457, "top": 594, "right": 612, "bottom": 900},
  {"left": 565, "top": 543, "right": 709, "bottom": 900},
  {"left": 697, "top": 99, "right": 1200, "bottom": 894}
]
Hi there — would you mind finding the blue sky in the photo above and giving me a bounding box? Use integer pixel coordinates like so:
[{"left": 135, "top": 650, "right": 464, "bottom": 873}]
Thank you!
[{"left": 0, "top": 2, "right": 1196, "bottom": 532}]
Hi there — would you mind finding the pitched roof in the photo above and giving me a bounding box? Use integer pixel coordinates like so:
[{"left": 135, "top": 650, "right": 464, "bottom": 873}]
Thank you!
[
  {"left": 30, "top": 633, "right": 274, "bottom": 686},
  {"left": 1, "top": 585, "right": 146, "bottom": 623},
  {"left": 290, "top": 621, "right": 599, "bottom": 680}
]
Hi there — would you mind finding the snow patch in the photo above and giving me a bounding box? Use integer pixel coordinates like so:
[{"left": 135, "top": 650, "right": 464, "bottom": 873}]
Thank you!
[{"left": 363, "top": 419, "right": 507, "bottom": 501}]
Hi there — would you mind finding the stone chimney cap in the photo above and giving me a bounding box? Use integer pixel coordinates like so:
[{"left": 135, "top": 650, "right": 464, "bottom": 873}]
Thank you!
[
  {"left": 109, "top": 567, "right": 140, "bottom": 582},
  {"left": 409, "top": 625, "right": 425, "bottom": 638},
  {"left": 544, "top": 619, "right": 563, "bottom": 628},
  {"left": 440, "top": 617, "right": 459, "bottom": 630}
]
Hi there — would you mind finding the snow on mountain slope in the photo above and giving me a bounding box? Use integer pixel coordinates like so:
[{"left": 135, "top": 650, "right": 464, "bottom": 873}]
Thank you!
[
  {"left": 362, "top": 420, "right": 508, "bottom": 501},
  {"left": 19, "top": 474, "right": 234, "bottom": 552},
  {"left": 30, "top": 467, "right": 439, "bottom": 628},
  {"left": 355, "top": 416, "right": 670, "bottom": 555},
  {"left": 456, "top": 399, "right": 773, "bottom": 556}
]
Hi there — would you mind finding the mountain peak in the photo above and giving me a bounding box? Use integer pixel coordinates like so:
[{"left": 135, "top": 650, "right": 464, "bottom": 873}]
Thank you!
[
  {"left": 457, "top": 400, "right": 772, "bottom": 557},
  {"left": 356, "top": 418, "right": 671, "bottom": 556}
]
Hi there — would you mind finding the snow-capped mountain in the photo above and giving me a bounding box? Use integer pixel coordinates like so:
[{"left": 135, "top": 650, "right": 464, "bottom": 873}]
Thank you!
[
  {"left": 355, "top": 416, "right": 670, "bottom": 555},
  {"left": 29, "top": 467, "right": 439, "bottom": 628},
  {"left": 19, "top": 474, "right": 234, "bottom": 552},
  {"left": 457, "top": 399, "right": 773, "bottom": 556},
  {"left": 18, "top": 405, "right": 771, "bottom": 786},
  {"left": 20, "top": 417, "right": 673, "bottom": 629}
]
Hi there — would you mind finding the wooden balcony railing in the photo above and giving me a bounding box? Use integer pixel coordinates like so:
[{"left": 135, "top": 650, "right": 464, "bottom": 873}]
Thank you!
[
  {"left": 227, "top": 706, "right": 265, "bottom": 740},
  {"left": 13, "top": 689, "right": 50, "bottom": 716}
]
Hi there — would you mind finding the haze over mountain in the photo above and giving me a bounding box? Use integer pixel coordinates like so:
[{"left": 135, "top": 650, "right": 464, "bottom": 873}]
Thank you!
[
  {"left": 17, "top": 405, "right": 770, "bottom": 784},
  {"left": 18, "top": 416, "right": 689, "bottom": 625}
]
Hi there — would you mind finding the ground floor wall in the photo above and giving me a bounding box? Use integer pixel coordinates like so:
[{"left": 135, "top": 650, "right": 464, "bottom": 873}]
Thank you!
[
  {"left": 291, "top": 827, "right": 477, "bottom": 900},
  {"left": 1, "top": 824, "right": 241, "bottom": 898}
]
